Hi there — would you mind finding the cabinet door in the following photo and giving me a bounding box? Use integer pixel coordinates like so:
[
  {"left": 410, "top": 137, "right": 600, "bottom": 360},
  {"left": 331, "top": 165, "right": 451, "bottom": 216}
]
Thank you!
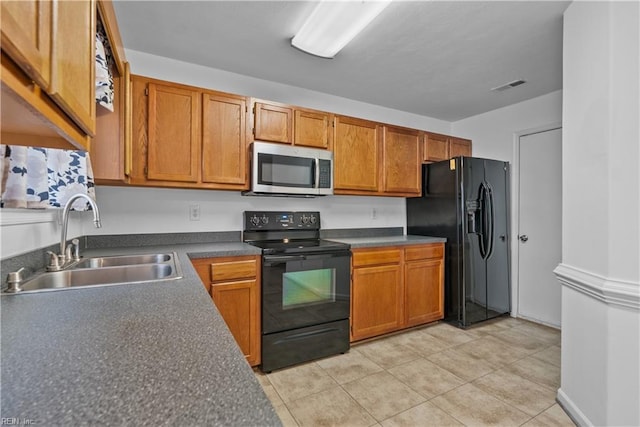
[
  {"left": 211, "top": 279, "right": 261, "bottom": 366},
  {"left": 49, "top": 0, "right": 96, "bottom": 136},
  {"left": 254, "top": 102, "right": 292, "bottom": 143},
  {"left": 382, "top": 126, "right": 421, "bottom": 195},
  {"left": 1, "top": 0, "right": 51, "bottom": 89},
  {"left": 92, "top": 62, "right": 130, "bottom": 183},
  {"left": 147, "top": 82, "right": 200, "bottom": 182},
  {"left": 424, "top": 133, "right": 449, "bottom": 162},
  {"left": 202, "top": 93, "right": 248, "bottom": 186},
  {"left": 405, "top": 258, "right": 444, "bottom": 327},
  {"left": 294, "top": 109, "right": 329, "bottom": 149},
  {"left": 334, "top": 115, "right": 380, "bottom": 192},
  {"left": 449, "top": 137, "right": 472, "bottom": 158},
  {"left": 351, "top": 264, "right": 403, "bottom": 341}
]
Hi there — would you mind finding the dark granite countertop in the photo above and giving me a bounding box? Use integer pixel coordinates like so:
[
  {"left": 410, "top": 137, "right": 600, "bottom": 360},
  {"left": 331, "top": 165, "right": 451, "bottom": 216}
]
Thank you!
[
  {"left": 0, "top": 241, "right": 280, "bottom": 426},
  {"left": 326, "top": 234, "right": 446, "bottom": 248}
]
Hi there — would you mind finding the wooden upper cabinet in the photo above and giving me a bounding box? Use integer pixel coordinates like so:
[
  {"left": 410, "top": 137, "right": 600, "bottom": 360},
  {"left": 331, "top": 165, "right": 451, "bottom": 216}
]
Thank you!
[
  {"left": 333, "top": 115, "right": 380, "bottom": 193},
  {"left": 382, "top": 126, "right": 421, "bottom": 195},
  {"left": 424, "top": 133, "right": 473, "bottom": 163},
  {"left": 147, "top": 82, "right": 200, "bottom": 182},
  {"left": 92, "top": 62, "right": 130, "bottom": 183},
  {"left": 202, "top": 92, "right": 248, "bottom": 186},
  {"left": 48, "top": 0, "right": 96, "bottom": 136},
  {"left": 130, "top": 75, "right": 251, "bottom": 190},
  {"left": 449, "top": 136, "right": 472, "bottom": 158},
  {"left": 424, "top": 132, "right": 449, "bottom": 162},
  {"left": 294, "top": 109, "right": 330, "bottom": 149},
  {"left": 254, "top": 102, "right": 292, "bottom": 143},
  {"left": 0, "top": 0, "right": 98, "bottom": 150},
  {"left": 1, "top": 0, "right": 52, "bottom": 90}
]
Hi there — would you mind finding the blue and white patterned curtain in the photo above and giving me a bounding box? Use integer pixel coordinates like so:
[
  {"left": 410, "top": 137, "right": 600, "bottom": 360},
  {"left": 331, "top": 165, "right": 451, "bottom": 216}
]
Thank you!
[
  {"left": 96, "top": 19, "right": 114, "bottom": 112},
  {"left": 0, "top": 145, "right": 96, "bottom": 211}
]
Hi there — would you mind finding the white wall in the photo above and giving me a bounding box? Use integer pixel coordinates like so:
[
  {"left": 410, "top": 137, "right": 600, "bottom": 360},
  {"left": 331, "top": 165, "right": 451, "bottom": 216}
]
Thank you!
[
  {"left": 1, "top": 210, "right": 85, "bottom": 259},
  {"left": 451, "top": 90, "right": 562, "bottom": 162},
  {"left": 83, "top": 186, "right": 405, "bottom": 237},
  {"left": 555, "top": 1, "right": 640, "bottom": 426}
]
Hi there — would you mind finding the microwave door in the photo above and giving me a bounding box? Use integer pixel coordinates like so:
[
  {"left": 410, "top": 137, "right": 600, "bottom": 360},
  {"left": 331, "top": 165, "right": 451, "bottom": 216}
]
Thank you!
[{"left": 255, "top": 152, "right": 316, "bottom": 194}]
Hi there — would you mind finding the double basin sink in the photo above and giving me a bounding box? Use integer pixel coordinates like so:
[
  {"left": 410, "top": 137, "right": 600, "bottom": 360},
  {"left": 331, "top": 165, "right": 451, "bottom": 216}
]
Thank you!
[{"left": 6, "top": 253, "right": 183, "bottom": 294}]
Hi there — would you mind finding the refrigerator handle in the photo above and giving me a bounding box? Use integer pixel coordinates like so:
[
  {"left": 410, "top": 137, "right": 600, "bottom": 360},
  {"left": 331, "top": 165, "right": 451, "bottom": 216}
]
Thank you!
[
  {"left": 485, "top": 183, "right": 495, "bottom": 259},
  {"left": 478, "top": 183, "right": 488, "bottom": 259}
]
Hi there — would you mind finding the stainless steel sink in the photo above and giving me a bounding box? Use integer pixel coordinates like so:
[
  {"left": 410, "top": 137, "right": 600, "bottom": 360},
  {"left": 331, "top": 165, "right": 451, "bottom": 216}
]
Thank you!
[
  {"left": 3, "top": 252, "right": 183, "bottom": 294},
  {"left": 73, "top": 253, "right": 172, "bottom": 269}
]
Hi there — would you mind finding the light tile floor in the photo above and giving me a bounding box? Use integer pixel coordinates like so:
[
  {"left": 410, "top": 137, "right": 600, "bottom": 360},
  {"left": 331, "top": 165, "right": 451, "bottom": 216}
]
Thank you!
[{"left": 254, "top": 317, "right": 576, "bottom": 426}]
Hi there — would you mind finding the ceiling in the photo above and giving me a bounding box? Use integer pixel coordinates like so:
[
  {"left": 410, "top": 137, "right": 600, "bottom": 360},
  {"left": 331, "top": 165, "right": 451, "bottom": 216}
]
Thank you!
[{"left": 113, "top": 1, "right": 570, "bottom": 122}]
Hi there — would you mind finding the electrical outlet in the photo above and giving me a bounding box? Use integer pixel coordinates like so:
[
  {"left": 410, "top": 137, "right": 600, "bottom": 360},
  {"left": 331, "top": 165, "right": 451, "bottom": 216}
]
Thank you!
[
  {"left": 189, "top": 205, "right": 201, "bottom": 221},
  {"left": 371, "top": 208, "right": 377, "bottom": 220}
]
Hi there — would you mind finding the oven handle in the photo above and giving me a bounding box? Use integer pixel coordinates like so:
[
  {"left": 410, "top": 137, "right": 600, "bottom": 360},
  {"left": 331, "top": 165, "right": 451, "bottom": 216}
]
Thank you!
[
  {"left": 271, "top": 327, "right": 341, "bottom": 345},
  {"left": 263, "top": 255, "right": 307, "bottom": 264}
]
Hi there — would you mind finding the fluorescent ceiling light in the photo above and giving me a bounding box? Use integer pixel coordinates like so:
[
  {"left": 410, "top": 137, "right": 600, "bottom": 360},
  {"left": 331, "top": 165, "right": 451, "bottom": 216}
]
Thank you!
[{"left": 291, "top": 0, "right": 392, "bottom": 59}]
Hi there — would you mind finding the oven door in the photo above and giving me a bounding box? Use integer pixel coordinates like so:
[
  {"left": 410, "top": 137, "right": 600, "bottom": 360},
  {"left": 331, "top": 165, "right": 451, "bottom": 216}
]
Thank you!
[{"left": 262, "top": 250, "right": 351, "bottom": 334}]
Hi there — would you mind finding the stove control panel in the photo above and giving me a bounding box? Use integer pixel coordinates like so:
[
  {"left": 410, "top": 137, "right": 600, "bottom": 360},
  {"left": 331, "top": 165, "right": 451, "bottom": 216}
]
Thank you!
[{"left": 244, "top": 211, "right": 320, "bottom": 231}]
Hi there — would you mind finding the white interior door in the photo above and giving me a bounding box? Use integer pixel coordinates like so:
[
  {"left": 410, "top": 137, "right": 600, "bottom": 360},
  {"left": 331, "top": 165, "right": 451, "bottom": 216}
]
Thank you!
[{"left": 517, "top": 127, "right": 562, "bottom": 327}]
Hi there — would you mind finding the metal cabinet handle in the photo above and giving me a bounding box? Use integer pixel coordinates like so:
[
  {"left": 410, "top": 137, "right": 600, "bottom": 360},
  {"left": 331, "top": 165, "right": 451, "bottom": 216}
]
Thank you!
[{"left": 519, "top": 235, "right": 529, "bottom": 242}]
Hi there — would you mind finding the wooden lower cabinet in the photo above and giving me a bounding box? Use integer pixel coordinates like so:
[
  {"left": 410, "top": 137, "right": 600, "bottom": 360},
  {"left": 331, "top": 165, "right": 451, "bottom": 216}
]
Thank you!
[
  {"left": 192, "top": 255, "right": 261, "bottom": 366},
  {"left": 350, "top": 243, "right": 444, "bottom": 342},
  {"left": 404, "top": 244, "right": 445, "bottom": 327},
  {"left": 351, "top": 262, "right": 404, "bottom": 341}
]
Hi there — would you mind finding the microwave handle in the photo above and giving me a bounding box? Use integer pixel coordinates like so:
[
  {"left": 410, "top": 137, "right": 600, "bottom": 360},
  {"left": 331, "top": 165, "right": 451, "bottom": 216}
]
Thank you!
[{"left": 314, "top": 158, "right": 320, "bottom": 189}]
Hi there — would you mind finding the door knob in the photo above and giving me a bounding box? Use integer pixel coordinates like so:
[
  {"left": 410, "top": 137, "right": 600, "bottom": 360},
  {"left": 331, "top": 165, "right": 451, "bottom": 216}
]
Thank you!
[{"left": 519, "top": 235, "right": 529, "bottom": 242}]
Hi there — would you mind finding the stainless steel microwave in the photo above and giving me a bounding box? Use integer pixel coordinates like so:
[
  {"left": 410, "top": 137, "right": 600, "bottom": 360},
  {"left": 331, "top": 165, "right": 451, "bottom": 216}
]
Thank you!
[{"left": 246, "top": 141, "right": 333, "bottom": 196}]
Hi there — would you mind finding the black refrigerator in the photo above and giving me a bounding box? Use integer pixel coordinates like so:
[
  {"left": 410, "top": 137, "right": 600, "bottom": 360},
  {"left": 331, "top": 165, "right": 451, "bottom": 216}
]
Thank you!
[{"left": 406, "top": 157, "right": 511, "bottom": 328}]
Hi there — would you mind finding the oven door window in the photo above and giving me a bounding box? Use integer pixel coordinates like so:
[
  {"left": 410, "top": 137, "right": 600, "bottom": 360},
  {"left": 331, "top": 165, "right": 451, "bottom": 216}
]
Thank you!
[
  {"left": 258, "top": 153, "right": 314, "bottom": 188},
  {"left": 262, "top": 252, "right": 350, "bottom": 334},
  {"left": 283, "top": 269, "right": 335, "bottom": 309}
]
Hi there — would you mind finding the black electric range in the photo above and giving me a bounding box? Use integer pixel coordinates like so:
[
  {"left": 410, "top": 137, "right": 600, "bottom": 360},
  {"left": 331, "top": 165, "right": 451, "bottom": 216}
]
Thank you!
[{"left": 243, "top": 211, "right": 351, "bottom": 372}]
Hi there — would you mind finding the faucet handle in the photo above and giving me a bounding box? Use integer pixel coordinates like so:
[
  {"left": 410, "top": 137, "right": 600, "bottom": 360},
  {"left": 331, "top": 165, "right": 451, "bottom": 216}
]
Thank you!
[
  {"left": 71, "top": 238, "right": 81, "bottom": 261},
  {"left": 6, "top": 267, "right": 26, "bottom": 293},
  {"left": 46, "top": 251, "right": 62, "bottom": 271}
]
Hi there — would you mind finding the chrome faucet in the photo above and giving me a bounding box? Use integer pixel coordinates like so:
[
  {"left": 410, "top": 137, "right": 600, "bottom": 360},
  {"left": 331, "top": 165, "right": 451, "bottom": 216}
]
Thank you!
[{"left": 47, "top": 193, "right": 102, "bottom": 271}]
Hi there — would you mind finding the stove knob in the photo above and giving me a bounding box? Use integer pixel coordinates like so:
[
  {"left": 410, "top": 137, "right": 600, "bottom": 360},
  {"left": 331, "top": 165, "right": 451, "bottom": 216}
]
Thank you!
[
  {"left": 310, "top": 214, "right": 317, "bottom": 224},
  {"left": 301, "top": 214, "right": 309, "bottom": 224},
  {"left": 261, "top": 215, "right": 269, "bottom": 224},
  {"left": 250, "top": 215, "right": 260, "bottom": 226}
]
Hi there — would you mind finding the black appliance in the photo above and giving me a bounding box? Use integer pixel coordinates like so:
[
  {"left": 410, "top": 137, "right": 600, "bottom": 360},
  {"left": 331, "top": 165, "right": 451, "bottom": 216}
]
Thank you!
[
  {"left": 406, "top": 157, "right": 511, "bottom": 328},
  {"left": 243, "top": 211, "right": 351, "bottom": 372}
]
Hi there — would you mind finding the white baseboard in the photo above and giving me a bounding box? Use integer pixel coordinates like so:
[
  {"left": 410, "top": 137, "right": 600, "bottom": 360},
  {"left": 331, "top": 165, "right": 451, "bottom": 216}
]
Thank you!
[
  {"left": 557, "top": 388, "right": 592, "bottom": 426},
  {"left": 516, "top": 313, "right": 561, "bottom": 329}
]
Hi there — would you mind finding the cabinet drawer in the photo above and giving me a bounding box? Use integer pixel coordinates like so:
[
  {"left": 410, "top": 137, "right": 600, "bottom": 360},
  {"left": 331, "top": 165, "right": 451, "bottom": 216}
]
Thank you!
[
  {"left": 352, "top": 248, "right": 402, "bottom": 267},
  {"left": 405, "top": 244, "right": 444, "bottom": 261},
  {"left": 210, "top": 259, "right": 257, "bottom": 282}
]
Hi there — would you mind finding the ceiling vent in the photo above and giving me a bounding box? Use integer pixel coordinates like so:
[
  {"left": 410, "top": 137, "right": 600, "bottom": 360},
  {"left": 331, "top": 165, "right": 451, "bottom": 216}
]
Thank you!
[{"left": 491, "top": 79, "right": 527, "bottom": 92}]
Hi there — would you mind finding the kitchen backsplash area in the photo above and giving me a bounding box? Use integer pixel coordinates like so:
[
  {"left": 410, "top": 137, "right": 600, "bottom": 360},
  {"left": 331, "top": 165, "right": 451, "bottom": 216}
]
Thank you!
[{"left": 1, "top": 185, "right": 406, "bottom": 259}]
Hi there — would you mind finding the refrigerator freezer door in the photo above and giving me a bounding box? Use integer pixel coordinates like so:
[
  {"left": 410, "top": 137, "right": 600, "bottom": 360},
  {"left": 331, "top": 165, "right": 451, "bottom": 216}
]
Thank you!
[
  {"left": 484, "top": 160, "right": 511, "bottom": 318},
  {"left": 461, "top": 157, "right": 490, "bottom": 325}
]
